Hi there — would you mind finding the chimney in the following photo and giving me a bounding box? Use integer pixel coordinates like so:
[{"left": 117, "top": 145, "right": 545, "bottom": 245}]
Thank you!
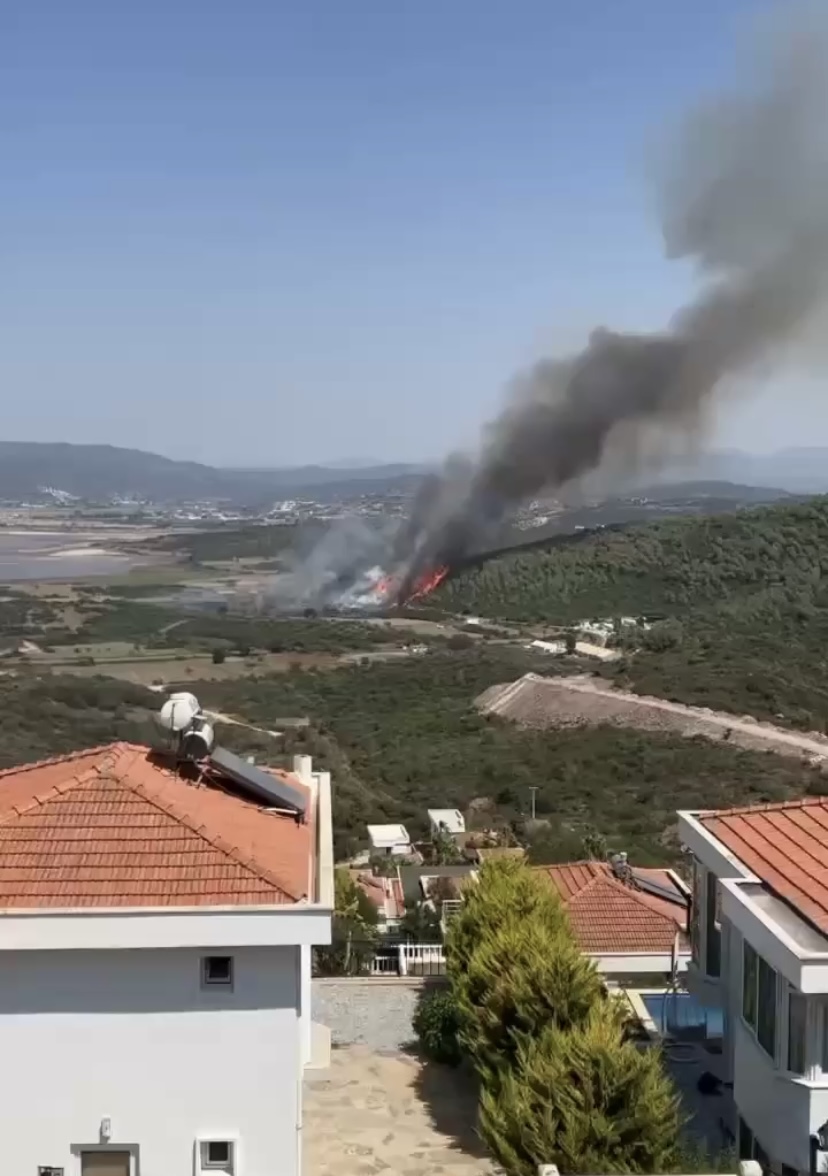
[{"left": 293, "top": 755, "right": 313, "bottom": 785}]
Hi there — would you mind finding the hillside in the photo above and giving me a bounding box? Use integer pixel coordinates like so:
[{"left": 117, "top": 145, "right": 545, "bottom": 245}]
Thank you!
[
  {"left": 190, "top": 650, "right": 824, "bottom": 863},
  {"left": 0, "top": 441, "right": 424, "bottom": 505},
  {"left": 435, "top": 497, "right": 828, "bottom": 732}
]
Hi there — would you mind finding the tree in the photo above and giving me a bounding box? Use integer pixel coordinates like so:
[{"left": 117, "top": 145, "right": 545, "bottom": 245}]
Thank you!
[
  {"left": 447, "top": 860, "right": 602, "bottom": 1068},
  {"left": 581, "top": 828, "right": 607, "bottom": 861},
  {"left": 429, "top": 827, "right": 464, "bottom": 865},
  {"left": 315, "top": 869, "right": 378, "bottom": 975},
  {"left": 479, "top": 1001, "right": 682, "bottom": 1176},
  {"left": 211, "top": 648, "right": 226, "bottom": 665},
  {"left": 453, "top": 905, "right": 603, "bottom": 1070},
  {"left": 400, "top": 897, "right": 441, "bottom": 941},
  {"left": 427, "top": 875, "right": 459, "bottom": 919},
  {"left": 565, "top": 630, "right": 578, "bottom": 654},
  {"left": 448, "top": 857, "right": 568, "bottom": 978}
]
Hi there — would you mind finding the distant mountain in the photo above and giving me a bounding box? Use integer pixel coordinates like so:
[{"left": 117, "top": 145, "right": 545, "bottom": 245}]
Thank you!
[
  {"left": 657, "top": 448, "right": 828, "bottom": 494},
  {"left": 0, "top": 438, "right": 823, "bottom": 508},
  {"left": 0, "top": 442, "right": 427, "bottom": 505}
]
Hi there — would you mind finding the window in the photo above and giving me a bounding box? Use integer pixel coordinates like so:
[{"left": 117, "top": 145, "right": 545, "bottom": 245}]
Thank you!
[
  {"left": 743, "top": 942, "right": 758, "bottom": 1029},
  {"left": 788, "top": 988, "right": 807, "bottom": 1074},
  {"left": 738, "top": 1117, "right": 754, "bottom": 1161},
  {"left": 738, "top": 1117, "right": 772, "bottom": 1170},
  {"left": 690, "top": 861, "right": 702, "bottom": 966},
  {"left": 202, "top": 955, "right": 233, "bottom": 988},
  {"left": 200, "top": 1141, "right": 235, "bottom": 1174},
  {"left": 753, "top": 1139, "right": 770, "bottom": 1172},
  {"left": 705, "top": 871, "right": 721, "bottom": 978},
  {"left": 757, "top": 954, "right": 777, "bottom": 1057},
  {"left": 742, "top": 942, "right": 777, "bottom": 1059}
]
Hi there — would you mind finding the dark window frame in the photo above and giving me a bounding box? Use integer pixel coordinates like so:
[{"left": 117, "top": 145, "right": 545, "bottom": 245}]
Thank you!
[{"left": 201, "top": 955, "right": 234, "bottom": 989}]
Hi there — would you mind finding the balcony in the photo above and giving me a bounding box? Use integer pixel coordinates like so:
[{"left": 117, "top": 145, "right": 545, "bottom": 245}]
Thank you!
[{"left": 733, "top": 1016, "right": 828, "bottom": 1173}]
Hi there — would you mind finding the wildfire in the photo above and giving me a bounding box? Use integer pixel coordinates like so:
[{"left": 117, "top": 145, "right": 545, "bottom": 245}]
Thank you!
[
  {"left": 369, "top": 564, "right": 449, "bottom": 608},
  {"left": 405, "top": 565, "right": 449, "bottom": 603}
]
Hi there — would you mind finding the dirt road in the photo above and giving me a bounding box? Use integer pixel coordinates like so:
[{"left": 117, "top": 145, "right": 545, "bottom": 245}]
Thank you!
[{"left": 478, "top": 673, "right": 828, "bottom": 763}]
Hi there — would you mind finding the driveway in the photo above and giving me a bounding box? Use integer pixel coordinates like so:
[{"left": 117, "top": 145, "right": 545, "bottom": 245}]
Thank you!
[{"left": 303, "top": 1045, "right": 497, "bottom": 1176}]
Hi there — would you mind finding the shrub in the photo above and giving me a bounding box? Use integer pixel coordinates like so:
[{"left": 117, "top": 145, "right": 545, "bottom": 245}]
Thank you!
[
  {"left": 211, "top": 649, "right": 226, "bottom": 665},
  {"left": 448, "top": 860, "right": 602, "bottom": 1069},
  {"left": 479, "top": 1001, "right": 682, "bottom": 1176},
  {"left": 454, "top": 912, "right": 603, "bottom": 1069},
  {"left": 412, "top": 987, "right": 463, "bottom": 1067},
  {"left": 447, "top": 857, "right": 569, "bottom": 979}
]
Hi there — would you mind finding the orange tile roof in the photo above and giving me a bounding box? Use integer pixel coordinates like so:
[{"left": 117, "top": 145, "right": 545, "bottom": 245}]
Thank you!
[
  {"left": 0, "top": 743, "right": 314, "bottom": 909},
  {"left": 700, "top": 797, "right": 828, "bottom": 934},
  {"left": 536, "top": 862, "right": 687, "bottom": 955}
]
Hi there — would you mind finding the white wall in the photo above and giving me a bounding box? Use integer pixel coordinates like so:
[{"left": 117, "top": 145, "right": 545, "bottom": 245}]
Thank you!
[
  {"left": 733, "top": 1014, "right": 828, "bottom": 1173},
  {"left": 0, "top": 945, "right": 302, "bottom": 1176}
]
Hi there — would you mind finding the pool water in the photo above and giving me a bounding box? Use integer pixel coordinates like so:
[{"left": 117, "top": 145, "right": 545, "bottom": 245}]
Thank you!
[{"left": 642, "top": 992, "right": 724, "bottom": 1038}]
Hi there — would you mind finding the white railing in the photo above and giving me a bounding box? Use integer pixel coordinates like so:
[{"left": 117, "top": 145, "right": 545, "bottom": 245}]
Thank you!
[
  {"left": 369, "top": 953, "right": 400, "bottom": 975},
  {"left": 398, "top": 943, "right": 446, "bottom": 976}
]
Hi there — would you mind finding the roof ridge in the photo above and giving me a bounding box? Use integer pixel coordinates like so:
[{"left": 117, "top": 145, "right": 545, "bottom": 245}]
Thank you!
[
  {"left": 0, "top": 741, "right": 138, "bottom": 782},
  {"left": 0, "top": 744, "right": 134, "bottom": 822},
  {"left": 702, "top": 795, "right": 828, "bottom": 821},
  {"left": 129, "top": 777, "right": 304, "bottom": 901}
]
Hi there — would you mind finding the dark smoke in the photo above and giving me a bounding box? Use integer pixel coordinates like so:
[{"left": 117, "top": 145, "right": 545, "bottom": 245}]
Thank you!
[{"left": 396, "top": 4, "right": 828, "bottom": 600}]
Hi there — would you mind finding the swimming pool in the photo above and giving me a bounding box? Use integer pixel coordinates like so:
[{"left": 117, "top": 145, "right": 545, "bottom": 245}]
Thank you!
[{"left": 641, "top": 992, "right": 724, "bottom": 1038}]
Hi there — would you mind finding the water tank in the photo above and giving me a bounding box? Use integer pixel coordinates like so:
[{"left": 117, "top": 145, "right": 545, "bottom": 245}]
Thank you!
[
  {"left": 180, "top": 719, "right": 215, "bottom": 761},
  {"left": 157, "top": 692, "right": 201, "bottom": 733}
]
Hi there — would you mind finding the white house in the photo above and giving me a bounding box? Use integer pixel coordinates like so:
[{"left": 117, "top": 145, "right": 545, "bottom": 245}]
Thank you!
[
  {"left": 427, "top": 808, "right": 465, "bottom": 837},
  {"left": 366, "top": 822, "right": 411, "bottom": 856},
  {"left": 0, "top": 741, "right": 333, "bottom": 1176},
  {"left": 678, "top": 796, "right": 828, "bottom": 1175}
]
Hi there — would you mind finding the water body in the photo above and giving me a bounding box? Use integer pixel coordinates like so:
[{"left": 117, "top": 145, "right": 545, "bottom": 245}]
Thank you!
[{"left": 0, "top": 533, "right": 137, "bottom": 581}]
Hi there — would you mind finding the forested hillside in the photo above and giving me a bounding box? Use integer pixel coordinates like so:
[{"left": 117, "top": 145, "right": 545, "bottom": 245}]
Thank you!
[
  {"left": 193, "top": 651, "right": 823, "bottom": 862},
  {"left": 436, "top": 498, "right": 828, "bottom": 731}
]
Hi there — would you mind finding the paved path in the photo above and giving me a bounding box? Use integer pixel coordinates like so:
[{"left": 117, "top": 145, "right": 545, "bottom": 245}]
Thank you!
[{"left": 304, "top": 1046, "right": 497, "bottom": 1176}]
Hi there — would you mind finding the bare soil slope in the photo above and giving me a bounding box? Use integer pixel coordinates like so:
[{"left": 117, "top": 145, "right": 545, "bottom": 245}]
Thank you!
[{"left": 477, "top": 673, "right": 828, "bottom": 764}]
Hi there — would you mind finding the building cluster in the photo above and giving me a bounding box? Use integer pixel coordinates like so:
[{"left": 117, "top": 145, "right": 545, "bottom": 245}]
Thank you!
[{"left": 0, "top": 725, "right": 822, "bottom": 1176}]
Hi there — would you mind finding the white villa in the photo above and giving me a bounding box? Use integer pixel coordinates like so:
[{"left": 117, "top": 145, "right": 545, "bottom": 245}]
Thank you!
[
  {"left": 0, "top": 743, "right": 333, "bottom": 1176},
  {"left": 679, "top": 796, "right": 828, "bottom": 1175}
]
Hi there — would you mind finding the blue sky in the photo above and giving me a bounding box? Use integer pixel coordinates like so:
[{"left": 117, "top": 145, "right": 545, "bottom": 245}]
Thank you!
[{"left": 2, "top": 0, "right": 808, "bottom": 467}]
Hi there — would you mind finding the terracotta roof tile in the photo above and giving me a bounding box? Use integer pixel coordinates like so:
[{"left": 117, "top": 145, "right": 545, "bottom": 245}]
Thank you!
[
  {"left": 0, "top": 743, "right": 314, "bottom": 909},
  {"left": 536, "top": 861, "right": 687, "bottom": 955},
  {"left": 700, "top": 796, "right": 828, "bottom": 934}
]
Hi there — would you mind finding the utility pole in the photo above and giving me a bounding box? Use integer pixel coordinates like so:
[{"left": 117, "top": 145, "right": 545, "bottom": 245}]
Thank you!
[{"left": 528, "top": 786, "right": 538, "bottom": 821}]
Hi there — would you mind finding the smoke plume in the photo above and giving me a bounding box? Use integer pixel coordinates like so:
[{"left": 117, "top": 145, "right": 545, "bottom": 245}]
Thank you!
[{"left": 396, "top": 4, "right": 828, "bottom": 600}]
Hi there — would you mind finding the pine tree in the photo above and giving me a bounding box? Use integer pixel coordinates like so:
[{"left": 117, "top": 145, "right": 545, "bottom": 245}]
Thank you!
[{"left": 479, "top": 1000, "right": 682, "bottom": 1176}]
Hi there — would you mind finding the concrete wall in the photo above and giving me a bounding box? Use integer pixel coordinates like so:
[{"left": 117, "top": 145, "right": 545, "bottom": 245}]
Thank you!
[
  {"left": 0, "top": 945, "right": 301, "bottom": 1176},
  {"left": 733, "top": 1014, "right": 828, "bottom": 1173},
  {"left": 313, "top": 978, "right": 428, "bottom": 1051}
]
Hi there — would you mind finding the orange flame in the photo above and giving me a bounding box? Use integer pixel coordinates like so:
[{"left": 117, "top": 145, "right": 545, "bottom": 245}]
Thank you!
[{"left": 405, "top": 565, "right": 449, "bottom": 603}]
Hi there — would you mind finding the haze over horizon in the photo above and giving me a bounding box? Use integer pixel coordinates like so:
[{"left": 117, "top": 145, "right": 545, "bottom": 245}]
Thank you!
[{"left": 4, "top": 0, "right": 826, "bottom": 468}]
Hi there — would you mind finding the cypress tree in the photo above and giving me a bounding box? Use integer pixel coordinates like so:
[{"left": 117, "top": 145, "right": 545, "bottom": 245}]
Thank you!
[{"left": 479, "top": 1000, "right": 682, "bottom": 1176}]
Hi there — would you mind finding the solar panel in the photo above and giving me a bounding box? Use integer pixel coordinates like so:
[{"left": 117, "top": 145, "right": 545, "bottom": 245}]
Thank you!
[
  {"left": 630, "top": 871, "right": 687, "bottom": 907},
  {"left": 210, "top": 745, "right": 307, "bottom": 817}
]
